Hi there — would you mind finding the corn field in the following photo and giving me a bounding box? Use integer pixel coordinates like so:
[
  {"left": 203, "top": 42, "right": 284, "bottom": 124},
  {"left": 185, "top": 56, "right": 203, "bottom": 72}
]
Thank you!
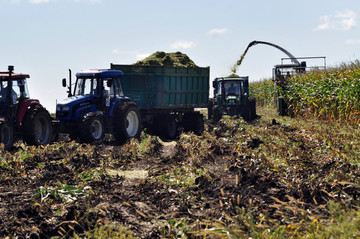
[{"left": 249, "top": 79, "right": 276, "bottom": 107}]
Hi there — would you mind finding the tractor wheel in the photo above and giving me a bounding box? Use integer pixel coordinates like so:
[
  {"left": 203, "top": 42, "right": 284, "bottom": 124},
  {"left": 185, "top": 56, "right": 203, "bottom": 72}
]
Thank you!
[
  {"left": 213, "top": 106, "right": 222, "bottom": 122},
  {"left": 208, "top": 99, "right": 214, "bottom": 120},
  {"left": 0, "top": 122, "right": 14, "bottom": 150},
  {"left": 114, "top": 102, "right": 142, "bottom": 143},
  {"left": 80, "top": 115, "right": 105, "bottom": 143},
  {"left": 22, "top": 106, "right": 53, "bottom": 146}
]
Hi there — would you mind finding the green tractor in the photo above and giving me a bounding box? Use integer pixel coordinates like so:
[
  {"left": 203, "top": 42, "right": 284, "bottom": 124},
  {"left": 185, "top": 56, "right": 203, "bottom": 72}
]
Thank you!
[{"left": 208, "top": 76, "right": 256, "bottom": 122}]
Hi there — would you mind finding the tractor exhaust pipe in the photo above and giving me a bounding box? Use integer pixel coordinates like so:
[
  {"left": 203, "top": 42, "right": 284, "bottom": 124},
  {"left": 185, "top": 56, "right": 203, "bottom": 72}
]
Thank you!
[
  {"left": 63, "top": 69, "right": 73, "bottom": 97},
  {"left": 7, "top": 66, "right": 14, "bottom": 105},
  {"left": 68, "top": 69, "right": 72, "bottom": 97}
]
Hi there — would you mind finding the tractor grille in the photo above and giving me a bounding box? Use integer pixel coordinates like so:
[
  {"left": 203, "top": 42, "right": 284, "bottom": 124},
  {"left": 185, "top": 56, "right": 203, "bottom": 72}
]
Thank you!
[{"left": 57, "top": 112, "right": 69, "bottom": 118}]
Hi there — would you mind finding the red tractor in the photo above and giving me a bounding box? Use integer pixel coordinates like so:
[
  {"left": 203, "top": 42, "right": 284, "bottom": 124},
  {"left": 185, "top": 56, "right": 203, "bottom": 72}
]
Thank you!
[{"left": 0, "top": 66, "right": 52, "bottom": 150}]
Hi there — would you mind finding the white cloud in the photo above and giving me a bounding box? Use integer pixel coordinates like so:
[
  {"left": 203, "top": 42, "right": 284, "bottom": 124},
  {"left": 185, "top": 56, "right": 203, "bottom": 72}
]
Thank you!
[
  {"left": 112, "top": 49, "right": 121, "bottom": 54},
  {"left": 209, "top": 28, "right": 229, "bottom": 35},
  {"left": 30, "top": 0, "right": 50, "bottom": 3},
  {"left": 314, "top": 9, "right": 357, "bottom": 31},
  {"left": 112, "top": 49, "right": 150, "bottom": 61},
  {"left": 170, "top": 41, "right": 196, "bottom": 49},
  {"left": 26, "top": 0, "right": 102, "bottom": 3},
  {"left": 345, "top": 39, "right": 360, "bottom": 44}
]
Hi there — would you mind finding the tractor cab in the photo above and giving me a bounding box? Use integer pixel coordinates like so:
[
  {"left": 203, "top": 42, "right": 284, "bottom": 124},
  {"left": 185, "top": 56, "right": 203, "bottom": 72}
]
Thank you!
[
  {"left": 213, "top": 77, "right": 249, "bottom": 108},
  {"left": 0, "top": 69, "right": 30, "bottom": 118}
]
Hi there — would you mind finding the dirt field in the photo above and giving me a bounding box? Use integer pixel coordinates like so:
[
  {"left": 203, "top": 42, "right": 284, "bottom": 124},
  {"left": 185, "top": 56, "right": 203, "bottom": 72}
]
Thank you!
[{"left": 1, "top": 107, "right": 360, "bottom": 238}]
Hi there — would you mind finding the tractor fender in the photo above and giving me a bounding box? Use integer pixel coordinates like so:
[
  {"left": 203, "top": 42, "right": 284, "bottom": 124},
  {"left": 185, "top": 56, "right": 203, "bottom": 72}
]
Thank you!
[
  {"left": 109, "top": 98, "right": 131, "bottom": 116},
  {"left": 17, "top": 99, "right": 40, "bottom": 123}
]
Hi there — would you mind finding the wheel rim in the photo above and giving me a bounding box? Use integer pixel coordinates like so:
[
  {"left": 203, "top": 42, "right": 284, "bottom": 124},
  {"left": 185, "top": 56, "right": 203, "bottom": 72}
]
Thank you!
[
  {"left": 126, "top": 111, "right": 139, "bottom": 137},
  {"left": 34, "top": 115, "right": 50, "bottom": 144},
  {"left": 90, "top": 119, "right": 103, "bottom": 140}
]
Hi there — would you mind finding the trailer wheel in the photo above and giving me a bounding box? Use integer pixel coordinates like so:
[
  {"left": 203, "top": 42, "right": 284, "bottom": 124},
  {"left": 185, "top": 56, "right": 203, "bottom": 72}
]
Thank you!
[
  {"left": 80, "top": 115, "right": 104, "bottom": 143},
  {"left": 22, "top": 106, "right": 53, "bottom": 146},
  {"left": 0, "top": 122, "right": 14, "bottom": 150},
  {"left": 163, "top": 116, "right": 177, "bottom": 139},
  {"left": 183, "top": 113, "right": 204, "bottom": 136},
  {"left": 114, "top": 102, "right": 142, "bottom": 143}
]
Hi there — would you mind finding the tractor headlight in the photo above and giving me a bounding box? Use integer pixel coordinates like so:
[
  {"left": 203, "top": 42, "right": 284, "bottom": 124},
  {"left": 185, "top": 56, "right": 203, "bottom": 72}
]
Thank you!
[{"left": 57, "top": 105, "right": 70, "bottom": 111}]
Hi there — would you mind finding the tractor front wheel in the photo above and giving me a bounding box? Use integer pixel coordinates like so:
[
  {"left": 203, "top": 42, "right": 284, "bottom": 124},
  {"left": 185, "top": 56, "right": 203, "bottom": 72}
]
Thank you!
[
  {"left": 22, "top": 106, "right": 53, "bottom": 146},
  {"left": 80, "top": 115, "right": 105, "bottom": 143},
  {"left": 0, "top": 122, "right": 14, "bottom": 150}
]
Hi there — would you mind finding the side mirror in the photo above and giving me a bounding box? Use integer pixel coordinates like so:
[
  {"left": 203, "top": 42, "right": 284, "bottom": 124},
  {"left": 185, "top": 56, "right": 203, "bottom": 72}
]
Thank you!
[
  {"left": 212, "top": 81, "right": 216, "bottom": 88},
  {"left": 62, "top": 78, "right": 67, "bottom": 87},
  {"left": 107, "top": 79, "right": 113, "bottom": 87}
]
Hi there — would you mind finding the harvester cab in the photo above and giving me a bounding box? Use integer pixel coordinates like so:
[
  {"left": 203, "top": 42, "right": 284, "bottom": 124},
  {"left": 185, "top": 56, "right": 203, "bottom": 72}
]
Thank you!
[
  {"left": 0, "top": 66, "right": 53, "bottom": 150},
  {"left": 209, "top": 77, "right": 256, "bottom": 122},
  {"left": 56, "top": 69, "right": 142, "bottom": 143}
]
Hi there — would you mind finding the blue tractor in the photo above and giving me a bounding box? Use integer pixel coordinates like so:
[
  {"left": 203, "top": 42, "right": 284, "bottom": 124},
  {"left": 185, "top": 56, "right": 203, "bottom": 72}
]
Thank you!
[{"left": 55, "top": 69, "right": 142, "bottom": 143}]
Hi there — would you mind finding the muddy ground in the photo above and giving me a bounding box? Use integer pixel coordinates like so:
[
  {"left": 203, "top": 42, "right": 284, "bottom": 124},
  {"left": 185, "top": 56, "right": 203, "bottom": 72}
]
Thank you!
[{"left": 1, "top": 108, "right": 360, "bottom": 238}]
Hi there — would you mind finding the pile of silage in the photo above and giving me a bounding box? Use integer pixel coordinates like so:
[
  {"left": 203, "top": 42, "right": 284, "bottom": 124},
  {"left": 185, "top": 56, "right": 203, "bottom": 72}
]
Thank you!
[{"left": 134, "top": 51, "right": 198, "bottom": 67}]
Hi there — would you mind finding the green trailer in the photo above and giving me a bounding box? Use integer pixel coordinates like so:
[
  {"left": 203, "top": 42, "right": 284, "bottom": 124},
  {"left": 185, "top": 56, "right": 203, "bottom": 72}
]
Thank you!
[{"left": 110, "top": 64, "right": 209, "bottom": 139}]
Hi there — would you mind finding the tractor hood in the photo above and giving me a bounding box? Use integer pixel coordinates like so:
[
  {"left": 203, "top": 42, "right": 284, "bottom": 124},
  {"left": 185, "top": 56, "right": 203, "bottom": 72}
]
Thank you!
[
  {"left": 57, "top": 95, "right": 93, "bottom": 108},
  {"left": 56, "top": 95, "right": 96, "bottom": 120}
]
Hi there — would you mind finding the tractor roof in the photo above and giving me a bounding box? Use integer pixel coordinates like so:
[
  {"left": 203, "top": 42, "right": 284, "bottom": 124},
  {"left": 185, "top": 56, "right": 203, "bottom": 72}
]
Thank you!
[
  {"left": 0, "top": 72, "right": 30, "bottom": 81},
  {"left": 76, "top": 69, "right": 124, "bottom": 78},
  {"left": 215, "top": 77, "right": 248, "bottom": 81}
]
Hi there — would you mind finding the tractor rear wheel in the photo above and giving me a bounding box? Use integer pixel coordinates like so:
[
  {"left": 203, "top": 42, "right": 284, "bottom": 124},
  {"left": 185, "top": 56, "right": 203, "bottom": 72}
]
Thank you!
[
  {"left": 80, "top": 115, "right": 104, "bottom": 143},
  {"left": 0, "top": 122, "right": 14, "bottom": 150},
  {"left": 208, "top": 99, "right": 214, "bottom": 120},
  {"left": 22, "top": 106, "right": 53, "bottom": 146},
  {"left": 213, "top": 106, "right": 222, "bottom": 122},
  {"left": 114, "top": 102, "right": 142, "bottom": 143}
]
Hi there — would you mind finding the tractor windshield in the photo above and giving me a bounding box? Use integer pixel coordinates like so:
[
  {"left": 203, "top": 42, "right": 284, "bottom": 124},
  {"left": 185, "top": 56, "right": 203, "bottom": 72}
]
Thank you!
[
  {"left": 224, "top": 81, "right": 241, "bottom": 96},
  {"left": 74, "top": 78, "right": 101, "bottom": 96},
  {"left": 74, "top": 77, "right": 124, "bottom": 97},
  {"left": 0, "top": 79, "right": 29, "bottom": 103}
]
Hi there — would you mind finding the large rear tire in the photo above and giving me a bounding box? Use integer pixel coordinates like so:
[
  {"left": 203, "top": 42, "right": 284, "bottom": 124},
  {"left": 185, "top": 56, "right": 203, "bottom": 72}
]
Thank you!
[
  {"left": 22, "top": 106, "right": 53, "bottom": 146},
  {"left": 213, "top": 106, "right": 222, "bottom": 122},
  {"left": 0, "top": 122, "right": 14, "bottom": 150},
  {"left": 114, "top": 102, "right": 142, "bottom": 143},
  {"left": 80, "top": 115, "right": 105, "bottom": 143}
]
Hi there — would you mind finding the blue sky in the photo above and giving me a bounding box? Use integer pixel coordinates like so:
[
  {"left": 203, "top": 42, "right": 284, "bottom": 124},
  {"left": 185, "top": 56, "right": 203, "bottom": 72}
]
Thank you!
[{"left": 1, "top": 0, "right": 359, "bottom": 113}]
